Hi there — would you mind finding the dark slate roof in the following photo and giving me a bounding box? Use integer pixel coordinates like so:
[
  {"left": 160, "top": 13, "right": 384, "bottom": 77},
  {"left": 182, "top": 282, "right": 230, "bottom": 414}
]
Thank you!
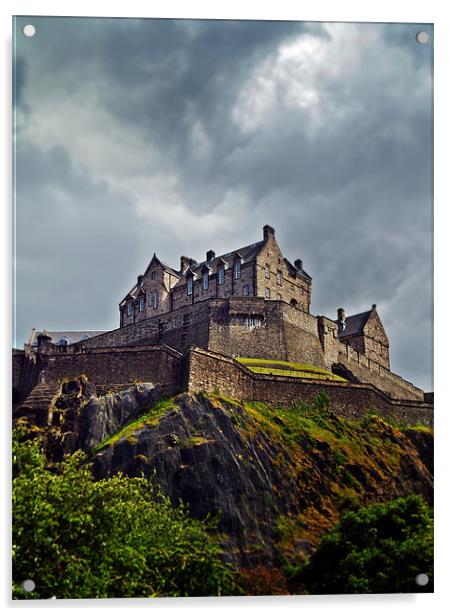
[
  {"left": 28, "top": 330, "right": 107, "bottom": 347},
  {"left": 173, "top": 240, "right": 265, "bottom": 287},
  {"left": 283, "top": 258, "right": 312, "bottom": 281},
  {"left": 336, "top": 310, "right": 372, "bottom": 337}
]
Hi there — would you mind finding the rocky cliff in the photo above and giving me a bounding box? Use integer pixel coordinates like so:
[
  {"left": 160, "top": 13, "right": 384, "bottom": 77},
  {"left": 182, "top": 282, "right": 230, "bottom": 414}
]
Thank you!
[{"left": 18, "top": 377, "right": 433, "bottom": 568}]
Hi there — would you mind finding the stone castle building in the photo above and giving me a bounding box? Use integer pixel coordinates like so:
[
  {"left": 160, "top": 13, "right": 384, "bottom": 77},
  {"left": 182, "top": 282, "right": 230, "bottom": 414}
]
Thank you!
[{"left": 13, "top": 225, "right": 433, "bottom": 428}]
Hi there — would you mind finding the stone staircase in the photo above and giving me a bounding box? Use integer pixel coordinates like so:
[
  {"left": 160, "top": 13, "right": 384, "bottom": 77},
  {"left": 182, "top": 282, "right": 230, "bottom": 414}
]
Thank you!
[{"left": 14, "top": 383, "right": 60, "bottom": 426}]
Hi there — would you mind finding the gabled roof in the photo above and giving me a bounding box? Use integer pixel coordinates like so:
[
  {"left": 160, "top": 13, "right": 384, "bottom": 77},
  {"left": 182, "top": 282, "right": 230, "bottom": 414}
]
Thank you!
[
  {"left": 28, "top": 330, "right": 106, "bottom": 347},
  {"left": 144, "top": 253, "right": 180, "bottom": 278},
  {"left": 173, "top": 241, "right": 265, "bottom": 287},
  {"left": 284, "top": 258, "right": 312, "bottom": 281},
  {"left": 336, "top": 310, "right": 372, "bottom": 337}
]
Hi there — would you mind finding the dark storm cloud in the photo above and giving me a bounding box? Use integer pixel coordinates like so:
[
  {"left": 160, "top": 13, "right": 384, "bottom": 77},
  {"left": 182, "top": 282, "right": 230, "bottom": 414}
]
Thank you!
[{"left": 13, "top": 18, "right": 433, "bottom": 390}]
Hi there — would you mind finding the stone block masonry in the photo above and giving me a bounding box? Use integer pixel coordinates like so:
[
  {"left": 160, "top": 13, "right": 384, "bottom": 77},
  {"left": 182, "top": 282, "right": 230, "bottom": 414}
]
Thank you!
[{"left": 184, "top": 348, "right": 433, "bottom": 428}]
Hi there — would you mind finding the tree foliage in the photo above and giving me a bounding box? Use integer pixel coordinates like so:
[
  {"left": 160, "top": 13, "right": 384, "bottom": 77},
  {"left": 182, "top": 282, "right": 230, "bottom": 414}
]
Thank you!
[
  {"left": 12, "top": 429, "right": 237, "bottom": 599},
  {"left": 298, "top": 495, "right": 433, "bottom": 594}
]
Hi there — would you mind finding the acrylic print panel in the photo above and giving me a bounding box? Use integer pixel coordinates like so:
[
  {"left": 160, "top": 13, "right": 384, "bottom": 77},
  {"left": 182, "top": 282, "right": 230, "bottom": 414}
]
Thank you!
[{"left": 12, "top": 16, "right": 433, "bottom": 599}]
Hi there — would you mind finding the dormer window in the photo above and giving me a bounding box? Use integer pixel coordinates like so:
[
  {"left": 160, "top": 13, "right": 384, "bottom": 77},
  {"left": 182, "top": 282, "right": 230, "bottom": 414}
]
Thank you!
[
  {"left": 187, "top": 276, "right": 193, "bottom": 295},
  {"left": 127, "top": 301, "right": 133, "bottom": 316},
  {"left": 203, "top": 272, "right": 209, "bottom": 290},
  {"left": 58, "top": 337, "right": 69, "bottom": 348},
  {"left": 234, "top": 261, "right": 241, "bottom": 279},
  {"left": 218, "top": 266, "right": 225, "bottom": 285},
  {"left": 139, "top": 297, "right": 145, "bottom": 312}
]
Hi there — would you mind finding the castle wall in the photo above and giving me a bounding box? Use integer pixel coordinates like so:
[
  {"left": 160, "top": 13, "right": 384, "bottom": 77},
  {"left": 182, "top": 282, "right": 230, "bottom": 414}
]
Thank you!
[
  {"left": 337, "top": 346, "right": 424, "bottom": 401},
  {"left": 40, "top": 345, "right": 183, "bottom": 396},
  {"left": 72, "top": 298, "right": 424, "bottom": 401},
  {"left": 78, "top": 301, "right": 211, "bottom": 352},
  {"left": 185, "top": 348, "right": 433, "bottom": 427}
]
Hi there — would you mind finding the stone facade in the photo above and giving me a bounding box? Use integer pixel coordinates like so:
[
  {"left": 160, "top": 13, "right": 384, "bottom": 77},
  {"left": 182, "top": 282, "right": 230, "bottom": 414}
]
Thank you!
[{"left": 119, "top": 225, "right": 312, "bottom": 326}]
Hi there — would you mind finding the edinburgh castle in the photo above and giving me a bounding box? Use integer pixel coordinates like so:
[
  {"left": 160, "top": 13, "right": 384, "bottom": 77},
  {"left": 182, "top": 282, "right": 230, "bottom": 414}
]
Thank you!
[{"left": 12, "top": 225, "right": 433, "bottom": 428}]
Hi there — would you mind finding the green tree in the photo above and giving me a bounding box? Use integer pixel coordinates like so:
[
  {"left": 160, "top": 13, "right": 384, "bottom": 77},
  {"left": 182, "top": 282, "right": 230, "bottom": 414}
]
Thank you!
[
  {"left": 12, "top": 430, "right": 237, "bottom": 599},
  {"left": 298, "top": 495, "right": 433, "bottom": 594}
]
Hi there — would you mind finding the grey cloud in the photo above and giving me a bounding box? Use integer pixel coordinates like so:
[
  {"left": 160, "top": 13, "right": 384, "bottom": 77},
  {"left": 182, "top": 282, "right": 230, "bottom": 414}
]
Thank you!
[{"left": 13, "top": 18, "right": 433, "bottom": 390}]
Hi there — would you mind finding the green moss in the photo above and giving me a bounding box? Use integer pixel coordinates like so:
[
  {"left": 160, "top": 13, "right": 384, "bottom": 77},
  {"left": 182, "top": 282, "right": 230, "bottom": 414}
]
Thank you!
[
  {"left": 180, "top": 436, "right": 215, "bottom": 448},
  {"left": 93, "top": 396, "right": 177, "bottom": 453},
  {"left": 236, "top": 358, "right": 346, "bottom": 382}
]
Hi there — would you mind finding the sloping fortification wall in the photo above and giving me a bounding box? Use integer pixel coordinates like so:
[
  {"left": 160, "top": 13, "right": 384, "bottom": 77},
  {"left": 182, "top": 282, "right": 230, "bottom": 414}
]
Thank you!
[
  {"left": 337, "top": 347, "right": 424, "bottom": 401},
  {"left": 39, "top": 345, "right": 183, "bottom": 396},
  {"left": 184, "top": 348, "right": 433, "bottom": 427}
]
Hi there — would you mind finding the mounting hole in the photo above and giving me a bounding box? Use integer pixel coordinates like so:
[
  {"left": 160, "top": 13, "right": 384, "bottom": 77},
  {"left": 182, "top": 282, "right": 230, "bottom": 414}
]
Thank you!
[
  {"left": 416, "top": 31, "right": 429, "bottom": 44},
  {"left": 22, "top": 24, "right": 36, "bottom": 37},
  {"left": 415, "top": 573, "right": 429, "bottom": 587},
  {"left": 21, "top": 579, "right": 36, "bottom": 592}
]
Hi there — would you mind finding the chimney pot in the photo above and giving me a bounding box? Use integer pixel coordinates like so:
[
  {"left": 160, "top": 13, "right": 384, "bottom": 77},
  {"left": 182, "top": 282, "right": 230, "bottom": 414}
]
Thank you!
[
  {"left": 294, "top": 259, "right": 303, "bottom": 271},
  {"left": 263, "top": 224, "right": 275, "bottom": 241},
  {"left": 337, "top": 307, "right": 346, "bottom": 321},
  {"left": 372, "top": 303, "right": 377, "bottom": 309},
  {"left": 180, "top": 256, "right": 190, "bottom": 273},
  {"left": 137, "top": 275, "right": 143, "bottom": 286},
  {"left": 206, "top": 250, "right": 216, "bottom": 262}
]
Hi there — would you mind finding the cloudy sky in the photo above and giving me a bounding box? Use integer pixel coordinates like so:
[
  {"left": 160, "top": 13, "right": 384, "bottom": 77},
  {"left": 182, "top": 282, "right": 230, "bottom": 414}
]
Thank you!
[{"left": 13, "top": 17, "right": 433, "bottom": 390}]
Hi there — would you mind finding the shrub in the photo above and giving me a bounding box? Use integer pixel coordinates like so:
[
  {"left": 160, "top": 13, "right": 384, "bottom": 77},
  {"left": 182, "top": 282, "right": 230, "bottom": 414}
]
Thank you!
[
  {"left": 298, "top": 495, "right": 433, "bottom": 594},
  {"left": 12, "top": 429, "right": 238, "bottom": 599}
]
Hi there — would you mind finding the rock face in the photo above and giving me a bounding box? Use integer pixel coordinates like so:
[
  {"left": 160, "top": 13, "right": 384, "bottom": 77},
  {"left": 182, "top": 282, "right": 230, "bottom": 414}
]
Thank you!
[
  {"left": 22, "top": 378, "right": 433, "bottom": 567},
  {"left": 42, "top": 377, "right": 161, "bottom": 461}
]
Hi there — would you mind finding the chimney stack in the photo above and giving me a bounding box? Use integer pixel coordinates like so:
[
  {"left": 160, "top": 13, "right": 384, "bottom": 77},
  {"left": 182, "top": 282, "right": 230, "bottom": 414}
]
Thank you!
[
  {"left": 206, "top": 250, "right": 216, "bottom": 262},
  {"left": 263, "top": 224, "right": 275, "bottom": 241},
  {"left": 294, "top": 259, "right": 303, "bottom": 271},
  {"left": 337, "top": 307, "right": 346, "bottom": 322},
  {"left": 180, "top": 256, "right": 190, "bottom": 273},
  {"left": 137, "top": 274, "right": 143, "bottom": 286}
]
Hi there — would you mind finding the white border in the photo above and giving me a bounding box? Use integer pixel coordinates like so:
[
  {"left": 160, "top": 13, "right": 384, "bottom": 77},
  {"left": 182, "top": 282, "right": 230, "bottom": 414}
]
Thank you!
[{"left": 2, "top": 1, "right": 451, "bottom": 614}]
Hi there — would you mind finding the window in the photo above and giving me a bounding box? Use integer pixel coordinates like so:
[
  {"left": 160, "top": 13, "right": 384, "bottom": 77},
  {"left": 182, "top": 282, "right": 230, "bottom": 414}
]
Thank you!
[
  {"left": 265, "top": 264, "right": 270, "bottom": 279},
  {"left": 277, "top": 293, "right": 282, "bottom": 300},
  {"left": 265, "top": 287, "right": 270, "bottom": 299},
  {"left": 243, "top": 285, "right": 249, "bottom": 297},
  {"left": 203, "top": 272, "right": 209, "bottom": 290},
  {"left": 234, "top": 261, "right": 241, "bottom": 279},
  {"left": 148, "top": 291, "right": 158, "bottom": 309},
  {"left": 244, "top": 315, "right": 262, "bottom": 329},
  {"left": 187, "top": 276, "right": 193, "bottom": 295},
  {"left": 151, "top": 271, "right": 156, "bottom": 280},
  {"left": 218, "top": 266, "right": 225, "bottom": 285},
  {"left": 139, "top": 296, "right": 145, "bottom": 312},
  {"left": 127, "top": 301, "right": 133, "bottom": 316},
  {"left": 276, "top": 270, "right": 282, "bottom": 285}
]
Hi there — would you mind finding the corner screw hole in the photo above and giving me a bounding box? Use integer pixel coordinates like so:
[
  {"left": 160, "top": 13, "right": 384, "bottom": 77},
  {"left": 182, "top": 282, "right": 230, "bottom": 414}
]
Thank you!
[
  {"left": 21, "top": 579, "right": 36, "bottom": 592},
  {"left": 22, "top": 24, "right": 36, "bottom": 37},
  {"left": 416, "top": 31, "right": 429, "bottom": 44},
  {"left": 415, "top": 573, "right": 429, "bottom": 586}
]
